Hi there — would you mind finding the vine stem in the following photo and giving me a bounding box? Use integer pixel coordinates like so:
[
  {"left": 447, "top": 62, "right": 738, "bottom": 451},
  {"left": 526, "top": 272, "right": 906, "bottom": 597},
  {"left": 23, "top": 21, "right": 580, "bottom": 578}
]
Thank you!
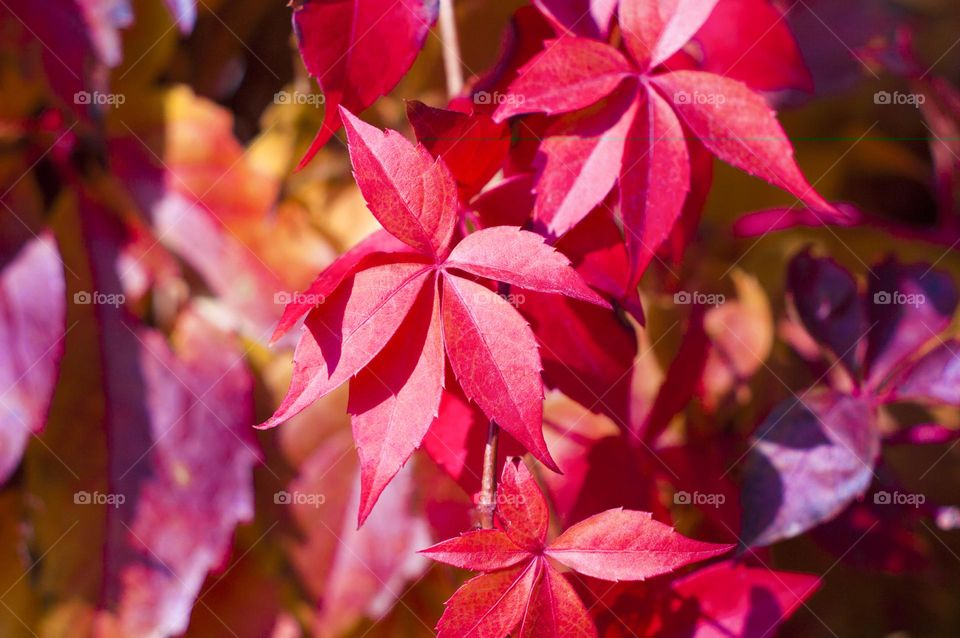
[
  {"left": 438, "top": 0, "right": 464, "bottom": 98},
  {"left": 478, "top": 420, "right": 500, "bottom": 529}
]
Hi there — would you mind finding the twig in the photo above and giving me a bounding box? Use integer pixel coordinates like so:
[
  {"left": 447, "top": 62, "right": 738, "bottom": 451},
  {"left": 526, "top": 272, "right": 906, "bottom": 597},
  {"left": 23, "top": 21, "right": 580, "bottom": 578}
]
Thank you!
[
  {"left": 438, "top": 0, "right": 464, "bottom": 98},
  {"left": 478, "top": 420, "right": 500, "bottom": 529}
]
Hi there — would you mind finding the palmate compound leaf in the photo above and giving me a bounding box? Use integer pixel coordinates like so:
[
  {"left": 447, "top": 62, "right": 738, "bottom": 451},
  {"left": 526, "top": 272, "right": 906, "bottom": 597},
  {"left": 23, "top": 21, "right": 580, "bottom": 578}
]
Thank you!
[
  {"left": 493, "top": 2, "right": 832, "bottom": 279},
  {"left": 291, "top": 0, "right": 439, "bottom": 168},
  {"left": 423, "top": 459, "right": 733, "bottom": 637},
  {"left": 265, "top": 111, "right": 615, "bottom": 522}
]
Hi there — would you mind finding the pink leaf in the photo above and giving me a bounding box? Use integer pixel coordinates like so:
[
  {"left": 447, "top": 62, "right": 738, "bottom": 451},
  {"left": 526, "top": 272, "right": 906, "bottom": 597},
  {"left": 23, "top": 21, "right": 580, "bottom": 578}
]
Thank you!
[
  {"left": 0, "top": 233, "right": 65, "bottom": 483},
  {"left": 421, "top": 530, "right": 529, "bottom": 571},
  {"left": 497, "top": 458, "right": 551, "bottom": 550},
  {"left": 342, "top": 109, "right": 459, "bottom": 259},
  {"left": 620, "top": 0, "right": 720, "bottom": 71},
  {"left": 436, "top": 562, "right": 539, "bottom": 638},
  {"left": 440, "top": 274, "right": 557, "bottom": 470},
  {"left": 532, "top": 84, "right": 639, "bottom": 237},
  {"left": 445, "top": 227, "right": 609, "bottom": 307},
  {"left": 291, "top": 0, "right": 438, "bottom": 167},
  {"left": 259, "top": 262, "right": 432, "bottom": 428},
  {"left": 620, "top": 85, "right": 691, "bottom": 282},
  {"left": 545, "top": 510, "right": 732, "bottom": 581},
  {"left": 894, "top": 341, "right": 960, "bottom": 405},
  {"left": 493, "top": 38, "right": 634, "bottom": 121},
  {"left": 651, "top": 70, "right": 832, "bottom": 211}
]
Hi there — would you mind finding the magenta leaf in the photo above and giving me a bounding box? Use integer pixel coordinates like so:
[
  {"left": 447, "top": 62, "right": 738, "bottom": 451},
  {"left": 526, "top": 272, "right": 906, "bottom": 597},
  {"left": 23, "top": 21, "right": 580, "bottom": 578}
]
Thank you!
[
  {"left": 533, "top": 0, "right": 616, "bottom": 40},
  {"left": 619, "top": 0, "right": 720, "bottom": 71},
  {"left": 894, "top": 341, "right": 960, "bottom": 405}
]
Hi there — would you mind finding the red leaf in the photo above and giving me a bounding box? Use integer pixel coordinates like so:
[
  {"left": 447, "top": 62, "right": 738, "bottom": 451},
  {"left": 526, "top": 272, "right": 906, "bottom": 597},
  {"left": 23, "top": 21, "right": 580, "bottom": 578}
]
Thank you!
[
  {"left": 470, "top": 174, "right": 537, "bottom": 229},
  {"left": 342, "top": 109, "right": 459, "bottom": 259},
  {"left": 445, "top": 227, "right": 609, "bottom": 307},
  {"left": 291, "top": 0, "right": 438, "bottom": 167},
  {"left": 532, "top": 84, "right": 639, "bottom": 237},
  {"left": 493, "top": 38, "right": 634, "bottom": 121},
  {"left": 620, "top": 85, "right": 691, "bottom": 282},
  {"left": 0, "top": 233, "right": 65, "bottom": 483},
  {"left": 260, "top": 262, "right": 432, "bottom": 428},
  {"left": 648, "top": 560, "right": 820, "bottom": 638},
  {"left": 619, "top": 0, "right": 721, "bottom": 71},
  {"left": 436, "top": 562, "right": 539, "bottom": 638},
  {"left": 545, "top": 510, "right": 733, "bottom": 581},
  {"left": 407, "top": 101, "right": 511, "bottom": 199},
  {"left": 497, "top": 458, "right": 551, "bottom": 550},
  {"left": 347, "top": 280, "right": 444, "bottom": 525},
  {"left": 270, "top": 230, "right": 414, "bottom": 343},
  {"left": 519, "top": 563, "right": 597, "bottom": 638},
  {"left": 421, "top": 530, "right": 529, "bottom": 571},
  {"left": 651, "top": 70, "right": 832, "bottom": 211},
  {"left": 440, "top": 274, "right": 557, "bottom": 470},
  {"left": 691, "top": 0, "right": 813, "bottom": 92}
]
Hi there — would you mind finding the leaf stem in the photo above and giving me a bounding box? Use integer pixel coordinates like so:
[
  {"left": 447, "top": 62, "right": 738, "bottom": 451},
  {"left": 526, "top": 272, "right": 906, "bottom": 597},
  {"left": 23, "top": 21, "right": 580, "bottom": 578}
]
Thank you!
[
  {"left": 478, "top": 419, "right": 500, "bottom": 529},
  {"left": 438, "top": 0, "right": 464, "bottom": 98}
]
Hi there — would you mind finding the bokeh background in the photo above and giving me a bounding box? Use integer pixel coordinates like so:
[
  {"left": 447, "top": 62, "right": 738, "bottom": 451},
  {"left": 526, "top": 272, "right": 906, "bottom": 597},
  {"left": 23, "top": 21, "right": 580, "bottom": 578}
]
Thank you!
[{"left": 1, "top": 0, "right": 960, "bottom": 636}]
